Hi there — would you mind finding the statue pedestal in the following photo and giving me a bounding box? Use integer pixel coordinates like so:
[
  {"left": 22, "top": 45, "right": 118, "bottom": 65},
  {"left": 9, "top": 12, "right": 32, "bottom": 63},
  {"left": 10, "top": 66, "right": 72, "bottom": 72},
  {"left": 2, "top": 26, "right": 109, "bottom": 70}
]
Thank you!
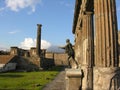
[{"left": 65, "top": 69, "right": 82, "bottom": 90}]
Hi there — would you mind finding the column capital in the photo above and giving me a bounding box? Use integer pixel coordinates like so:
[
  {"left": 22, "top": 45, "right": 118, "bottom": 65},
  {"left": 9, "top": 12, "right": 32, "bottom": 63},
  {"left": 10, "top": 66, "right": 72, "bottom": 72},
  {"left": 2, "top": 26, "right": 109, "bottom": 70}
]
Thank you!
[
  {"left": 37, "top": 24, "right": 42, "bottom": 27},
  {"left": 85, "top": 11, "right": 93, "bottom": 15}
]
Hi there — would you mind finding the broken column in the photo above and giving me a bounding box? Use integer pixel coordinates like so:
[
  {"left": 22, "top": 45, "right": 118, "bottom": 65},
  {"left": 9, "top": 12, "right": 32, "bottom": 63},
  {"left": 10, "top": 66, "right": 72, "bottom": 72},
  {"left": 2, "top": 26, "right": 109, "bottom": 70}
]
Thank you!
[
  {"left": 36, "top": 24, "right": 42, "bottom": 57},
  {"left": 94, "top": 0, "right": 120, "bottom": 89}
]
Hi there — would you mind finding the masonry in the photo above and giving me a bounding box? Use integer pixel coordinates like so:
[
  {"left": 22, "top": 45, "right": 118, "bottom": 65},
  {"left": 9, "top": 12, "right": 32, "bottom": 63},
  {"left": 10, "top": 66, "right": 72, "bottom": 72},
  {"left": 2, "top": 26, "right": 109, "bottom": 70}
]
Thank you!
[
  {"left": 0, "top": 23, "right": 67, "bottom": 72},
  {"left": 9, "top": 24, "right": 68, "bottom": 69},
  {"left": 72, "top": 0, "right": 120, "bottom": 90}
]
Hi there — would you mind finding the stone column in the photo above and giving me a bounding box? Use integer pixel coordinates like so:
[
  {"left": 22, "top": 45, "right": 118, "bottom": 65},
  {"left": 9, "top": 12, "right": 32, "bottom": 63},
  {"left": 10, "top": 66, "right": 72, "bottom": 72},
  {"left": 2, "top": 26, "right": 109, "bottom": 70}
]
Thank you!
[
  {"left": 82, "top": 12, "right": 94, "bottom": 67},
  {"left": 94, "top": 0, "right": 118, "bottom": 67},
  {"left": 81, "top": 12, "right": 94, "bottom": 90},
  {"left": 94, "top": 0, "right": 120, "bottom": 89},
  {"left": 36, "top": 24, "right": 42, "bottom": 57},
  {"left": 74, "top": 27, "right": 83, "bottom": 65}
]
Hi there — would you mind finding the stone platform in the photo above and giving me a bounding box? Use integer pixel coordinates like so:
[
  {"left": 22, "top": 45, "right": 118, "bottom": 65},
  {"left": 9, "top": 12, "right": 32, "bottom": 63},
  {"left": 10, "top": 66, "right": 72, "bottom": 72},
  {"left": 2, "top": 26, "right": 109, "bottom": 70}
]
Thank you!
[{"left": 65, "top": 69, "right": 82, "bottom": 90}]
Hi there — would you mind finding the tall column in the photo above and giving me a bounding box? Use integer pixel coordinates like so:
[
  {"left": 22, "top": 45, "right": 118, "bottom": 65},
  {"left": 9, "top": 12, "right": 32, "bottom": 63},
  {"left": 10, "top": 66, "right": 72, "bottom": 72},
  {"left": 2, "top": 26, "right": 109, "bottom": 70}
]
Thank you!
[
  {"left": 82, "top": 12, "right": 94, "bottom": 67},
  {"left": 81, "top": 12, "right": 94, "bottom": 90},
  {"left": 36, "top": 24, "right": 42, "bottom": 57},
  {"left": 94, "top": 0, "right": 118, "bottom": 67},
  {"left": 94, "top": 0, "right": 120, "bottom": 90},
  {"left": 74, "top": 27, "right": 83, "bottom": 65}
]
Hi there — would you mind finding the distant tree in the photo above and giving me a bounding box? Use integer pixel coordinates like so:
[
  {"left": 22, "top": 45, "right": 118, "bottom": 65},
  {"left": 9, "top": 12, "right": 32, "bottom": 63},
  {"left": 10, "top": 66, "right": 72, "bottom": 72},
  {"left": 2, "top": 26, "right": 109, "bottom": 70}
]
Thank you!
[{"left": 0, "top": 50, "right": 10, "bottom": 55}]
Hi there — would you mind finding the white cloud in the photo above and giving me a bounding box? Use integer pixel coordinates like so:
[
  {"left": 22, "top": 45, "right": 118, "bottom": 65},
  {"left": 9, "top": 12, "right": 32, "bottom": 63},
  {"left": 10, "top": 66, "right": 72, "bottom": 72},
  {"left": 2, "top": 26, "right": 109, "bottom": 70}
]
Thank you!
[
  {"left": 19, "top": 38, "right": 65, "bottom": 52},
  {"left": 0, "top": 38, "right": 64, "bottom": 52},
  {"left": 5, "top": 0, "right": 42, "bottom": 12},
  {"left": 59, "top": 1, "right": 72, "bottom": 7},
  {"left": 0, "top": 44, "right": 9, "bottom": 51},
  {"left": 19, "top": 38, "right": 51, "bottom": 50},
  {"left": 8, "top": 30, "right": 20, "bottom": 34},
  {"left": 20, "top": 38, "right": 36, "bottom": 50},
  {"left": 41, "top": 40, "right": 51, "bottom": 49}
]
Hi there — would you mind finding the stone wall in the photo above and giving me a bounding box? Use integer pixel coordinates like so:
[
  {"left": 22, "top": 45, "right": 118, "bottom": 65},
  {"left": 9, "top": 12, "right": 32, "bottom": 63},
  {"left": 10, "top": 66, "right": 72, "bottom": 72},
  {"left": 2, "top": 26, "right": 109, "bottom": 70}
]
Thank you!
[
  {"left": 9, "top": 47, "right": 69, "bottom": 67},
  {"left": 45, "top": 52, "right": 68, "bottom": 66}
]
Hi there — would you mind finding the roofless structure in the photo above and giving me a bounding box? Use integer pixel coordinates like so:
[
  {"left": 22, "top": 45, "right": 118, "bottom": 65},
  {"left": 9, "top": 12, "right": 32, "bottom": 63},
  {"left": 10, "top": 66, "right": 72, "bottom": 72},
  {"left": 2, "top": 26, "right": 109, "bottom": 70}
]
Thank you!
[{"left": 65, "top": 0, "right": 120, "bottom": 90}]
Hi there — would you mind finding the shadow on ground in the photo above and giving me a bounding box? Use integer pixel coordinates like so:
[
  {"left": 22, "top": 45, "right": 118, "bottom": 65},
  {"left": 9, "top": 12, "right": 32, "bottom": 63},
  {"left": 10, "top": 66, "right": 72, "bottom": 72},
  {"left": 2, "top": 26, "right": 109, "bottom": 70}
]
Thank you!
[{"left": 0, "top": 74, "right": 24, "bottom": 78}]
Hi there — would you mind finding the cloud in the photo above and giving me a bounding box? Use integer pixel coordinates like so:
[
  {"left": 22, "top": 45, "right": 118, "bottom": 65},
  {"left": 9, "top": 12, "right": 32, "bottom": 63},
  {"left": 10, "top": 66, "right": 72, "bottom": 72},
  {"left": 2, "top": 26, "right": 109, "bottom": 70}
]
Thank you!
[
  {"left": 8, "top": 30, "right": 20, "bottom": 34},
  {"left": 19, "top": 38, "right": 64, "bottom": 53},
  {"left": 59, "top": 1, "right": 72, "bottom": 7},
  {"left": 0, "top": 44, "right": 9, "bottom": 51},
  {"left": 5, "top": 0, "right": 42, "bottom": 12},
  {"left": 20, "top": 38, "right": 36, "bottom": 49},
  {"left": 0, "top": 47, "right": 9, "bottom": 51},
  {"left": 0, "top": 37, "right": 64, "bottom": 52},
  {"left": 41, "top": 40, "right": 51, "bottom": 49},
  {"left": 19, "top": 38, "right": 51, "bottom": 50}
]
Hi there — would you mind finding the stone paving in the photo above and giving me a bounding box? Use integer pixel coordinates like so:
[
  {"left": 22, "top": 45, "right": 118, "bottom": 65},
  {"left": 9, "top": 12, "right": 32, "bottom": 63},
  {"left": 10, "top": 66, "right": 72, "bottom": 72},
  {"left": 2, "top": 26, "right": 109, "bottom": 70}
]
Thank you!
[{"left": 42, "top": 71, "right": 66, "bottom": 90}]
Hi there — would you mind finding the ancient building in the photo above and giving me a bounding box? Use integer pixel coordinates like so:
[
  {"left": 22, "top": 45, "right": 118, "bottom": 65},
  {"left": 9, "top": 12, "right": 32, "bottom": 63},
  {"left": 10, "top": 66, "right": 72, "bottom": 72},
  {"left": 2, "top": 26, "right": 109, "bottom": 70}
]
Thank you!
[
  {"left": 30, "top": 47, "right": 37, "bottom": 57},
  {"left": 71, "top": 0, "right": 120, "bottom": 90},
  {"left": 10, "top": 47, "right": 29, "bottom": 57},
  {"left": 10, "top": 47, "right": 19, "bottom": 55}
]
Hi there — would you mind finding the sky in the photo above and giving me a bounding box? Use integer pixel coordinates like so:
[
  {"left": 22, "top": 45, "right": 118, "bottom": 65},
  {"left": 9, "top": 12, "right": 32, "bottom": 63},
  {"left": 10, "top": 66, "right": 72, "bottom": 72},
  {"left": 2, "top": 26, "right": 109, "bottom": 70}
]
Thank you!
[{"left": 0, "top": 0, "right": 120, "bottom": 51}]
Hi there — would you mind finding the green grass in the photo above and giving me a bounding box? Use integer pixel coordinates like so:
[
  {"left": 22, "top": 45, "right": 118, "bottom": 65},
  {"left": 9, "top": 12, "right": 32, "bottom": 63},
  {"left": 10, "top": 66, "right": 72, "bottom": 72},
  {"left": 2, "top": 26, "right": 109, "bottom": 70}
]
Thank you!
[{"left": 0, "top": 68, "right": 61, "bottom": 90}]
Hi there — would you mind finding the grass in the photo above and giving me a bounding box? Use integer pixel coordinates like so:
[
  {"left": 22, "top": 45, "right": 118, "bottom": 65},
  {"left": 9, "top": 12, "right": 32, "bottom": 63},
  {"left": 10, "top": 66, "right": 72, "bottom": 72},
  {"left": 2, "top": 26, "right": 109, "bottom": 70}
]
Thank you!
[{"left": 0, "top": 66, "right": 64, "bottom": 90}]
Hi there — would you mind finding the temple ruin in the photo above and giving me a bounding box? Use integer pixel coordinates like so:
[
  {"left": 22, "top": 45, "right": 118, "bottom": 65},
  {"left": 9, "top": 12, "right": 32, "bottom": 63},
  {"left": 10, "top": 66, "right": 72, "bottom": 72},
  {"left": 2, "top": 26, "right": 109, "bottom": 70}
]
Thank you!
[
  {"left": 0, "top": 24, "right": 68, "bottom": 72},
  {"left": 1, "top": 0, "right": 120, "bottom": 89},
  {"left": 66, "top": 0, "right": 120, "bottom": 90}
]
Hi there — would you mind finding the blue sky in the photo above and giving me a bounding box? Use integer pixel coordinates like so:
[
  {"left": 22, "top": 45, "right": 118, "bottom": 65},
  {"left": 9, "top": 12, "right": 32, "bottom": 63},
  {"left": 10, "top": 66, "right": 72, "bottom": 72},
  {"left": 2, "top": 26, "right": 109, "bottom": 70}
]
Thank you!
[{"left": 0, "top": 0, "right": 120, "bottom": 51}]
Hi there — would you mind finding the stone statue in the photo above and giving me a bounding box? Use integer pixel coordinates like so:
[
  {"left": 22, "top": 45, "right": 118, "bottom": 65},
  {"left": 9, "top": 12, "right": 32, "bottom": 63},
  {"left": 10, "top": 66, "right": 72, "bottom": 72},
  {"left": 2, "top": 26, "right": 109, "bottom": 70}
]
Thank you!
[{"left": 61, "top": 39, "right": 79, "bottom": 69}]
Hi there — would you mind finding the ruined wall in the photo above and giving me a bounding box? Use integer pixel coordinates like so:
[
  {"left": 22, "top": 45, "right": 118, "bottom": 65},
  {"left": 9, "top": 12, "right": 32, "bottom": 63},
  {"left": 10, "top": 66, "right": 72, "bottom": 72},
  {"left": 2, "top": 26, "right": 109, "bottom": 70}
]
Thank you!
[
  {"left": 9, "top": 47, "right": 68, "bottom": 66},
  {"left": 0, "top": 55, "right": 16, "bottom": 64},
  {"left": 10, "top": 47, "right": 19, "bottom": 55},
  {"left": 45, "top": 52, "right": 68, "bottom": 66}
]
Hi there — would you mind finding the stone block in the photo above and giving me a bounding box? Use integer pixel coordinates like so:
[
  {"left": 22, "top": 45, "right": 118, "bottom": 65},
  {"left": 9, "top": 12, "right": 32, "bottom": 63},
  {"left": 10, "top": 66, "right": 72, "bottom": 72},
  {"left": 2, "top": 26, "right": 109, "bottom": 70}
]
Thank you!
[
  {"left": 65, "top": 69, "right": 82, "bottom": 90},
  {"left": 94, "top": 67, "right": 120, "bottom": 90}
]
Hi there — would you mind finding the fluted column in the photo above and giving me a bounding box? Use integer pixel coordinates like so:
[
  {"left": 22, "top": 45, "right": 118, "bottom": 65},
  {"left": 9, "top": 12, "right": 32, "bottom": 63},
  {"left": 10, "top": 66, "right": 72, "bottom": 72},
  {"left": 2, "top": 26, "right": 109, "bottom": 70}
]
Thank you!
[
  {"left": 94, "top": 0, "right": 118, "bottom": 67},
  {"left": 83, "top": 12, "right": 94, "bottom": 67},
  {"left": 93, "top": 1, "right": 120, "bottom": 89},
  {"left": 36, "top": 24, "right": 42, "bottom": 57},
  {"left": 74, "top": 27, "right": 83, "bottom": 65},
  {"left": 81, "top": 12, "right": 94, "bottom": 90}
]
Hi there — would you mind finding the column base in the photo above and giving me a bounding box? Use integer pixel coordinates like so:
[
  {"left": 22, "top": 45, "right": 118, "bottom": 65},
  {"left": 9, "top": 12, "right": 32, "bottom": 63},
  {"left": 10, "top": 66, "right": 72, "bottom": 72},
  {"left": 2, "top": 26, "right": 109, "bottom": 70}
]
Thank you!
[
  {"left": 80, "top": 65, "right": 93, "bottom": 90},
  {"left": 94, "top": 67, "right": 120, "bottom": 90}
]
